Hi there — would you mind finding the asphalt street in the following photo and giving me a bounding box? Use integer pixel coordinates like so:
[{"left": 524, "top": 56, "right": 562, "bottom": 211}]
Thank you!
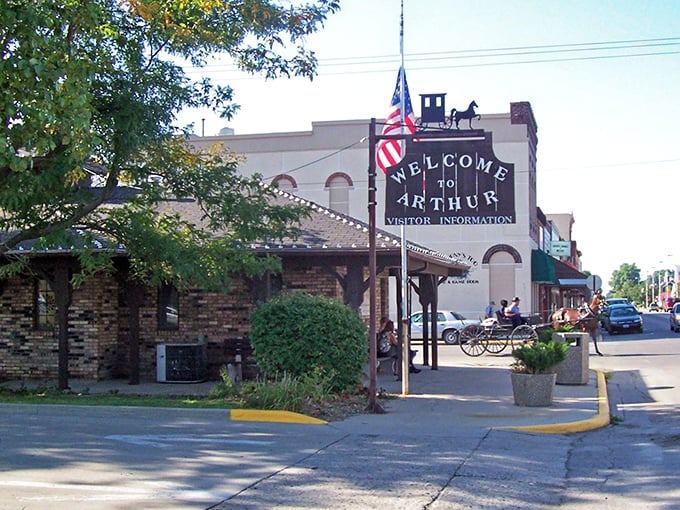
[{"left": 1, "top": 312, "right": 679, "bottom": 509}]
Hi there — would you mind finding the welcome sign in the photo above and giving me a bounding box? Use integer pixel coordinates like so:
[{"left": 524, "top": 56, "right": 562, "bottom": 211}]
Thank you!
[{"left": 384, "top": 133, "right": 516, "bottom": 225}]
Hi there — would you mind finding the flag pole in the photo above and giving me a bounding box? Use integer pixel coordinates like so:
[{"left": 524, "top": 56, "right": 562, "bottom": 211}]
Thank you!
[{"left": 399, "top": 0, "right": 409, "bottom": 395}]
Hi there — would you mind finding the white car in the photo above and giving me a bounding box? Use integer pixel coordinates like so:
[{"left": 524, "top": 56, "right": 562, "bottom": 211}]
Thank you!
[{"left": 409, "top": 310, "right": 480, "bottom": 345}]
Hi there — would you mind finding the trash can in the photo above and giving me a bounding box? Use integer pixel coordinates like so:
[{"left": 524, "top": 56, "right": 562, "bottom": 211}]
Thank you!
[{"left": 553, "top": 332, "right": 589, "bottom": 385}]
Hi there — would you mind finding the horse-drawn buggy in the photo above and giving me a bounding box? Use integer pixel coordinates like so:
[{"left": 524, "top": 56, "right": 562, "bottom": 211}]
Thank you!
[
  {"left": 458, "top": 313, "right": 540, "bottom": 357},
  {"left": 458, "top": 291, "right": 607, "bottom": 357},
  {"left": 415, "top": 93, "right": 481, "bottom": 131}
]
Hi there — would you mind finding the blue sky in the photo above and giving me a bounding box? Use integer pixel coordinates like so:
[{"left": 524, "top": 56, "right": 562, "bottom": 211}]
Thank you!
[{"left": 177, "top": 0, "right": 680, "bottom": 289}]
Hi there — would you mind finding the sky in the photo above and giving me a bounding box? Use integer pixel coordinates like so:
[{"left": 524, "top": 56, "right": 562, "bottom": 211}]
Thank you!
[{"left": 176, "top": 0, "right": 680, "bottom": 288}]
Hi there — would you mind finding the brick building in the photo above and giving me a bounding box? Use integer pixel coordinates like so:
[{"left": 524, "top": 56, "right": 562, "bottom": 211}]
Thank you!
[{"left": 0, "top": 190, "right": 467, "bottom": 383}]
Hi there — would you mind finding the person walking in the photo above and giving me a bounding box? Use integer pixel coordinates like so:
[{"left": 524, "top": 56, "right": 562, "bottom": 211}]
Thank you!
[{"left": 485, "top": 300, "right": 495, "bottom": 318}]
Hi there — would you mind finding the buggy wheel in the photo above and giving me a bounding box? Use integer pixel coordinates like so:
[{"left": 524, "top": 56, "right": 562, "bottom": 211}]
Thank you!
[
  {"left": 510, "top": 325, "right": 538, "bottom": 349},
  {"left": 484, "top": 331, "right": 509, "bottom": 354},
  {"left": 459, "top": 325, "right": 487, "bottom": 357}
]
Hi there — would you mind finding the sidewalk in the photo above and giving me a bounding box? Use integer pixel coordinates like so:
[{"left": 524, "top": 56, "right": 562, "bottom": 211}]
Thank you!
[
  {"left": 1, "top": 349, "right": 609, "bottom": 434},
  {"left": 363, "top": 361, "right": 609, "bottom": 435}
]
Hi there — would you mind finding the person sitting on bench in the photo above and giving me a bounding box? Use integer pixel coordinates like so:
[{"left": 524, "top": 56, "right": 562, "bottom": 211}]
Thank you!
[
  {"left": 505, "top": 297, "right": 526, "bottom": 328},
  {"left": 496, "top": 299, "right": 511, "bottom": 324}
]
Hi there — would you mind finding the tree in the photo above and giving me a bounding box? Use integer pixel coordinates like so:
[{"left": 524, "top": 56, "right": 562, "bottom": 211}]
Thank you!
[
  {"left": 609, "top": 263, "right": 643, "bottom": 303},
  {"left": 0, "top": 0, "right": 340, "bottom": 290}
]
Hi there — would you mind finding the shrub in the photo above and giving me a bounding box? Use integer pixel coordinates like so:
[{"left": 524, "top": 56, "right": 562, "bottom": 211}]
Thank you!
[
  {"left": 208, "top": 366, "right": 240, "bottom": 399},
  {"left": 511, "top": 341, "right": 569, "bottom": 374},
  {"left": 538, "top": 324, "right": 575, "bottom": 343},
  {"left": 249, "top": 293, "right": 368, "bottom": 392}
]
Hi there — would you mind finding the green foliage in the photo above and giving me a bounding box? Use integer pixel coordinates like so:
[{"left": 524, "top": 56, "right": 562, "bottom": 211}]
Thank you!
[
  {"left": 0, "top": 0, "right": 338, "bottom": 289},
  {"left": 609, "top": 262, "right": 646, "bottom": 304},
  {"left": 240, "top": 367, "right": 335, "bottom": 413},
  {"left": 511, "top": 341, "right": 569, "bottom": 374},
  {"left": 537, "top": 324, "right": 574, "bottom": 343},
  {"left": 0, "top": 385, "right": 231, "bottom": 409},
  {"left": 208, "top": 365, "right": 240, "bottom": 399},
  {"left": 249, "top": 293, "right": 368, "bottom": 392}
]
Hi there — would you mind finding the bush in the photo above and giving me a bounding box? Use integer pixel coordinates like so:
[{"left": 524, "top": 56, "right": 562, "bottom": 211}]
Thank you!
[
  {"left": 240, "top": 366, "right": 335, "bottom": 413},
  {"left": 538, "top": 324, "right": 575, "bottom": 343},
  {"left": 511, "top": 341, "right": 569, "bottom": 374},
  {"left": 249, "top": 293, "right": 368, "bottom": 392},
  {"left": 208, "top": 366, "right": 240, "bottom": 399}
]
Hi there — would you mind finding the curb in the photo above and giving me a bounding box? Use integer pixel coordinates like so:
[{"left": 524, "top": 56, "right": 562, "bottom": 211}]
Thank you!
[
  {"left": 502, "top": 369, "right": 610, "bottom": 434},
  {"left": 230, "top": 409, "right": 327, "bottom": 425}
]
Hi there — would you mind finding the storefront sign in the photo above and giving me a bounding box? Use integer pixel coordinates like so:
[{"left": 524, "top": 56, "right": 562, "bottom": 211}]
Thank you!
[
  {"left": 385, "top": 133, "right": 515, "bottom": 225},
  {"left": 550, "top": 241, "right": 571, "bottom": 256}
]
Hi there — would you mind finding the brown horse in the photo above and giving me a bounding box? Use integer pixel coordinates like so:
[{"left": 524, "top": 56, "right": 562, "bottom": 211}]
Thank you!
[{"left": 551, "top": 293, "right": 606, "bottom": 356}]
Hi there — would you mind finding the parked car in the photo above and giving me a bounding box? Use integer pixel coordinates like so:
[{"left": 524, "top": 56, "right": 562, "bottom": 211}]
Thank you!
[
  {"left": 409, "top": 310, "right": 480, "bottom": 345},
  {"left": 664, "top": 297, "right": 680, "bottom": 312},
  {"left": 600, "top": 297, "right": 631, "bottom": 326},
  {"left": 670, "top": 303, "right": 680, "bottom": 332},
  {"left": 648, "top": 303, "right": 660, "bottom": 312},
  {"left": 604, "top": 304, "right": 643, "bottom": 334}
]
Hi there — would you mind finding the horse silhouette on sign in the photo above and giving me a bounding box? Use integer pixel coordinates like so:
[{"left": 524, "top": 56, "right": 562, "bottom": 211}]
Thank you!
[{"left": 449, "top": 100, "right": 481, "bottom": 129}]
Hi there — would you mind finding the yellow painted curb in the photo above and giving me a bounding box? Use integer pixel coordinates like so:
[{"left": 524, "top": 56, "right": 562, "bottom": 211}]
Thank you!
[
  {"left": 503, "top": 369, "right": 610, "bottom": 434},
  {"left": 230, "top": 409, "right": 327, "bottom": 425}
]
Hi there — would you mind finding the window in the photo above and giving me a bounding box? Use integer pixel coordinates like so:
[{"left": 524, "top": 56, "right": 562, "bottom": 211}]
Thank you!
[
  {"left": 158, "top": 285, "right": 179, "bottom": 330},
  {"left": 35, "top": 277, "right": 56, "bottom": 330},
  {"left": 272, "top": 174, "right": 297, "bottom": 191},
  {"left": 325, "top": 173, "right": 353, "bottom": 214},
  {"left": 249, "top": 272, "right": 282, "bottom": 304}
]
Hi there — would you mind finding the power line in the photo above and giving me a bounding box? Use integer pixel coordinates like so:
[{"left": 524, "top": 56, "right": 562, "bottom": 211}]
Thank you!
[
  {"left": 320, "top": 37, "right": 680, "bottom": 62},
  {"left": 262, "top": 137, "right": 367, "bottom": 179},
  {"left": 182, "top": 37, "right": 680, "bottom": 78}
]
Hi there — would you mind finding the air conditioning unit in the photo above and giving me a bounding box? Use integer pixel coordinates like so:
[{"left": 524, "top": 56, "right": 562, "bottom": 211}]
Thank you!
[{"left": 156, "top": 342, "right": 207, "bottom": 383}]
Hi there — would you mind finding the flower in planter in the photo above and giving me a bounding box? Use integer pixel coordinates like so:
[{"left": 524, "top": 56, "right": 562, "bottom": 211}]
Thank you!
[{"left": 511, "top": 341, "right": 569, "bottom": 375}]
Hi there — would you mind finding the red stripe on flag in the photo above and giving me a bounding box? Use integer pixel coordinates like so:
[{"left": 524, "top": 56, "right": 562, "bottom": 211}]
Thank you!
[{"left": 376, "top": 67, "right": 416, "bottom": 174}]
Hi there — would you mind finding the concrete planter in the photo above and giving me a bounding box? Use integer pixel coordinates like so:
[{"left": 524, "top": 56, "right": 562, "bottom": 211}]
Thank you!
[
  {"left": 553, "top": 332, "right": 589, "bottom": 385},
  {"left": 510, "top": 372, "right": 557, "bottom": 407}
]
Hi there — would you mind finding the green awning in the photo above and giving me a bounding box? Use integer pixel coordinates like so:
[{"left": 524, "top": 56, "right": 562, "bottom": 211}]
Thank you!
[{"left": 532, "top": 249, "right": 556, "bottom": 283}]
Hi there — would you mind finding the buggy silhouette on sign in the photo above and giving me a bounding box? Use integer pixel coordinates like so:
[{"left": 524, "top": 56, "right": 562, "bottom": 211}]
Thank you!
[{"left": 415, "top": 93, "right": 481, "bottom": 131}]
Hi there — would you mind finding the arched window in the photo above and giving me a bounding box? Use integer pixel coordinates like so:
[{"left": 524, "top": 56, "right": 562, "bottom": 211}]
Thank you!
[
  {"left": 271, "top": 174, "right": 297, "bottom": 191},
  {"left": 482, "top": 244, "right": 523, "bottom": 310},
  {"left": 325, "top": 172, "right": 353, "bottom": 214}
]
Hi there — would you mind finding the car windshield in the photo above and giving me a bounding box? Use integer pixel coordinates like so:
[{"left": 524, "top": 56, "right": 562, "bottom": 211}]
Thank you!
[{"left": 611, "top": 307, "right": 637, "bottom": 317}]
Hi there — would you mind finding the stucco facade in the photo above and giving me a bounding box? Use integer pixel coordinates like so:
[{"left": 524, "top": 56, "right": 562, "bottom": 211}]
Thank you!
[{"left": 191, "top": 102, "right": 544, "bottom": 320}]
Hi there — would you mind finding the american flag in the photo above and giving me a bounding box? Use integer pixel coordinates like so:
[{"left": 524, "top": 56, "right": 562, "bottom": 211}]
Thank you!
[{"left": 376, "top": 67, "right": 416, "bottom": 173}]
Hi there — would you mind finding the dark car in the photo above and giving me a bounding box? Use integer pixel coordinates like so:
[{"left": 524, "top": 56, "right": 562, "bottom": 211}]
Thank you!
[
  {"left": 604, "top": 304, "right": 643, "bottom": 334},
  {"left": 600, "top": 298, "right": 630, "bottom": 326},
  {"left": 670, "top": 303, "right": 680, "bottom": 332}
]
